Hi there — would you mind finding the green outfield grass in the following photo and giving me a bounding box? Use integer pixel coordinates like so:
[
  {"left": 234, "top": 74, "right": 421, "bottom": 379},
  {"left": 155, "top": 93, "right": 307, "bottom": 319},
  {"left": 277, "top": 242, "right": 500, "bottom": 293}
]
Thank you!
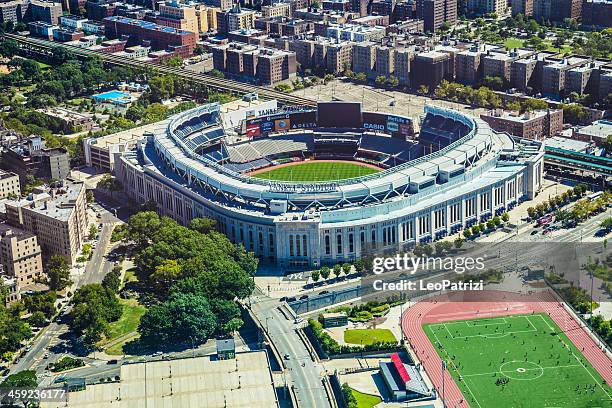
[
  {"left": 251, "top": 161, "right": 380, "bottom": 182},
  {"left": 424, "top": 313, "right": 611, "bottom": 408},
  {"left": 344, "top": 329, "right": 397, "bottom": 346}
]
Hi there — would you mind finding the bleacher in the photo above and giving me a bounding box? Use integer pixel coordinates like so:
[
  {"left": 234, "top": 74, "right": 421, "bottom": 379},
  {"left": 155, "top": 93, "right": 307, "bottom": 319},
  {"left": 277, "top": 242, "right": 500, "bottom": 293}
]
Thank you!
[
  {"left": 419, "top": 113, "right": 468, "bottom": 152},
  {"left": 227, "top": 135, "right": 313, "bottom": 163},
  {"left": 173, "top": 111, "right": 220, "bottom": 140},
  {"left": 190, "top": 127, "right": 225, "bottom": 149},
  {"left": 224, "top": 158, "right": 272, "bottom": 173},
  {"left": 200, "top": 143, "right": 229, "bottom": 163}
]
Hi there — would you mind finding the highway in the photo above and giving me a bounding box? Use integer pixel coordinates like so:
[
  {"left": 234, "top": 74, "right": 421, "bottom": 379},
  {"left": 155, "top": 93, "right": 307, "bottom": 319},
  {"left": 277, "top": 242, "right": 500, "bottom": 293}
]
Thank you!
[
  {"left": 1, "top": 33, "right": 317, "bottom": 108},
  {"left": 251, "top": 294, "right": 331, "bottom": 408}
]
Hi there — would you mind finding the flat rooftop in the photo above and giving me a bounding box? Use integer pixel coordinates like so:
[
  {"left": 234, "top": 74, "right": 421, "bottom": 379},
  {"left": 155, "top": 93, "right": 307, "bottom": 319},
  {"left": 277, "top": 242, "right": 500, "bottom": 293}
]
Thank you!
[
  {"left": 576, "top": 120, "right": 612, "bottom": 138},
  {"left": 40, "top": 351, "right": 278, "bottom": 408},
  {"left": 87, "top": 121, "right": 162, "bottom": 149},
  {"left": 6, "top": 180, "right": 84, "bottom": 222},
  {"left": 545, "top": 136, "right": 591, "bottom": 152}
]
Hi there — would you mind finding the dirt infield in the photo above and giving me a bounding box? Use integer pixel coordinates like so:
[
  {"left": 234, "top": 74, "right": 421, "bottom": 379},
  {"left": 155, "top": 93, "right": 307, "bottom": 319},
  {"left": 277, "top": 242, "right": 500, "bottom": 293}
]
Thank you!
[
  {"left": 246, "top": 159, "right": 383, "bottom": 177},
  {"left": 402, "top": 290, "right": 612, "bottom": 408}
]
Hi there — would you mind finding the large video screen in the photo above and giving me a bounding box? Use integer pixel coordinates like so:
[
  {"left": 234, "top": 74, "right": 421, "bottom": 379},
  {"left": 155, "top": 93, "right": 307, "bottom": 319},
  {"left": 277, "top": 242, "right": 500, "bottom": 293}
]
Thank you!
[
  {"left": 317, "top": 102, "right": 362, "bottom": 128},
  {"left": 289, "top": 110, "right": 317, "bottom": 129}
]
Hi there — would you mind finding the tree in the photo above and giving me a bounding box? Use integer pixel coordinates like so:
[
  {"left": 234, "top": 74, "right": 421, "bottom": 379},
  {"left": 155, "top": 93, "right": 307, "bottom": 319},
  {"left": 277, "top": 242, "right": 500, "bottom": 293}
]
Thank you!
[
  {"left": 472, "top": 224, "right": 480, "bottom": 234},
  {"left": 333, "top": 264, "right": 342, "bottom": 278},
  {"left": 102, "top": 266, "right": 121, "bottom": 293},
  {"left": 139, "top": 292, "right": 217, "bottom": 344},
  {"left": 45, "top": 255, "right": 72, "bottom": 291},
  {"left": 560, "top": 103, "right": 589, "bottom": 125},
  {"left": 320, "top": 266, "right": 331, "bottom": 280},
  {"left": 69, "top": 284, "right": 122, "bottom": 345},
  {"left": 209, "top": 69, "right": 224, "bottom": 78},
  {"left": 222, "top": 317, "right": 243, "bottom": 335},
  {"left": 0, "top": 369, "right": 38, "bottom": 407},
  {"left": 483, "top": 75, "right": 504, "bottom": 91},
  {"left": 149, "top": 74, "right": 176, "bottom": 102},
  {"left": 311, "top": 269, "right": 320, "bottom": 282},
  {"left": 454, "top": 237, "right": 464, "bottom": 248},
  {"left": 150, "top": 259, "right": 182, "bottom": 295},
  {"left": 527, "top": 207, "right": 536, "bottom": 219},
  {"left": 387, "top": 76, "right": 399, "bottom": 88},
  {"left": 354, "top": 72, "right": 366, "bottom": 83},
  {"left": 89, "top": 224, "right": 97, "bottom": 241},
  {"left": 601, "top": 217, "right": 612, "bottom": 231},
  {"left": 166, "top": 56, "right": 183, "bottom": 67},
  {"left": 189, "top": 218, "right": 217, "bottom": 234},
  {"left": 353, "top": 260, "right": 365, "bottom": 273},
  {"left": 342, "top": 263, "right": 352, "bottom": 275},
  {"left": 28, "top": 311, "right": 47, "bottom": 327},
  {"left": 23, "top": 291, "right": 57, "bottom": 318},
  {"left": 501, "top": 212, "right": 510, "bottom": 222},
  {"left": 418, "top": 85, "right": 429, "bottom": 95},
  {"left": 375, "top": 76, "right": 387, "bottom": 87}
]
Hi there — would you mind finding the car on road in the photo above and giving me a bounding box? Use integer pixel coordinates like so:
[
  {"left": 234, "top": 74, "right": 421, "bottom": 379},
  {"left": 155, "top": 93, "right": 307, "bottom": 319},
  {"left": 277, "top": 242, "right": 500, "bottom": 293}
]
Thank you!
[
  {"left": 299, "top": 295, "right": 309, "bottom": 300},
  {"left": 319, "top": 290, "right": 330, "bottom": 295},
  {"left": 283, "top": 354, "right": 290, "bottom": 360},
  {"left": 43, "top": 353, "right": 49, "bottom": 359},
  {"left": 152, "top": 351, "right": 163, "bottom": 357},
  {"left": 294, "top": 318, "right": 304, "bottom": 324},
  {"left": 286, "top": 297, "right": 296, "bottom": 303},
  {"left": 530, "top": 229, "right": 539, "bottom": 235},
  {"left": 107, "top": 360, "right": 118, "bottom": 365}
]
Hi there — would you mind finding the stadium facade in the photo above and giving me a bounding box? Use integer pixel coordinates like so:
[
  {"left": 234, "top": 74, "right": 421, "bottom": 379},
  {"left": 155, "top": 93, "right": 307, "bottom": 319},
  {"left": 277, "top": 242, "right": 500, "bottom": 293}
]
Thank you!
[{"left": 116, "top": 101, "right": 544, "bottom": 269}]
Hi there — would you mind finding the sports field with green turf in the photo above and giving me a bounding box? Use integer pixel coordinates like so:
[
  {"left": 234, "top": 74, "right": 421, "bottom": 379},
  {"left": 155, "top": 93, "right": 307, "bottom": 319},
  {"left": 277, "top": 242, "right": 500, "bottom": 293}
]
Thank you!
[
  {"left": 251, "top": 161, "right": 380, "bottom": 182},
  {"left": 424, "top": 313, "right": 612, "bottom": 408}
]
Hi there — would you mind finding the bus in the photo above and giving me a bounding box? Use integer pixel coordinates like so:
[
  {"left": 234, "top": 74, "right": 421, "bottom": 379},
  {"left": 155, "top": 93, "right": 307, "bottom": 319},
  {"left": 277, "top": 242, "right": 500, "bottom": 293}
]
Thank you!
[{"left": 586, "top": 191, "right": 603, "bottom": 201}]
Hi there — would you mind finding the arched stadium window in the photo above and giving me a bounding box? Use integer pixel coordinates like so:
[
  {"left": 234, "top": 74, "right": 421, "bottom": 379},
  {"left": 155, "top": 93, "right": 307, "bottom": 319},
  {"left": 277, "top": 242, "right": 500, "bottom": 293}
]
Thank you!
[
  {"left": 296, "top": 236, "right": 301, "bottom": 257},
  {"left": 337, "top": 234, "right": 342, "bottom": 255},
  {"left": 303, "top": 235, "right": 308, "bottom": 257},
  {"left": 371, "top": 230, "right": 376, "bottom": 243},
  {"left": 349, "top": 233, "right": 354, "bottom": 253},
  {"left": 289, "top": 235, "right": 294, "bottom": 257},
  {"left": 325, "top": 235, "right": 331, "bottom": 255},
  {"left": 360, "top": 231, "right": 365, "bottom": 245}
]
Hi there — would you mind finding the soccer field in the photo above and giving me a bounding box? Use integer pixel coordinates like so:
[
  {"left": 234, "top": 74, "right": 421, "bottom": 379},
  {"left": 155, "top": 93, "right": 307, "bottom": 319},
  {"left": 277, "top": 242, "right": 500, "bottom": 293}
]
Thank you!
[
  {"left": 424, "top": 313, "right": 612, "bottom": 408},
  {"left": 251, "top": 161, "right": 380, "bottom": 182}
]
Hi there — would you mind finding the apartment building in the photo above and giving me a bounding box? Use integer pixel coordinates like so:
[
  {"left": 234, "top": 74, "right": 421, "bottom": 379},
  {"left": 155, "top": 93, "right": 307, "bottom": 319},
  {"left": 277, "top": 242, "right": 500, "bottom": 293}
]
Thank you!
[
  {"left": 1, "top": 138, "right": 70, "bottom": 186},
  {"left": 0, "top": 0, "right": 26, "bottom": 24},
  {"left": 411, "top": 50, "right": 452, "bottom": 90},
  {"left": 322, "top": 0, "right": 351, "bottom": 11},
  {"left": 510, "top": 51, "right": 555, "bottom": 92},
  {"left": 216, "top": 5, "right": 256, "bottom": 35},
  {"left": 211, "top": 42, "right": 296, "bottom": 84},
  {"left": 0, "top": 224, "right": 43, "bottom": 287},
  {"left": 262, "top": 2, "right": 291, "bottom": 18},
  {"left": 415, "top": 0, "right": 457, "bottom": 32},
  {"left": 533, "top": 0, "right": 581, "bottom": 23},
  {"left": 393, "top": 47, "right": 413, "bottom": 86},
  {"left": 541, "top": 56, "right": 590, "bottom": 97},
  {"left": 103, "top": 15, "right": 197, "bottom": 56},
  {"left": 375, "top": 45, "right": 395, "bottom": 78},
  {"left": 255, "top": 16, "right": 313, "bottom": 36},
  {"left": 31, "top": 0, "right": 63, "bottom": 24},
  {"left": 292, "top": 37, "right": 353, "bottom": 73},
  {"left": 511, "top": 0, "right": 533, "bottom": 16},
  {"left": 352, "top": 42, "right": 376, "bottom": 78},
  {"left": 0, "top": 171, "right": 20, "bottom": 199},
  {"left": 467, "top": 0, "right": 506, "bottom": 15},
  {"left": 5, "top": 180, "right": 88, "bottom": 265},
  {"left": 583, "top": 0, "right": 612, "bottom": 29},
  {"left": 325, "top": 23, "right": 386, "bottom": 43},
  {"left": 206, "top": 0, "right": 233, "bottom": 11},
  {"left": 481, "top": 48, "right": 533, "bottom": 82},
  {"left": 156, "top": 0, "right": 199, "bottom": 34},
  {"left": 481, "top": 109, "right": 563, "bottom": 140}
]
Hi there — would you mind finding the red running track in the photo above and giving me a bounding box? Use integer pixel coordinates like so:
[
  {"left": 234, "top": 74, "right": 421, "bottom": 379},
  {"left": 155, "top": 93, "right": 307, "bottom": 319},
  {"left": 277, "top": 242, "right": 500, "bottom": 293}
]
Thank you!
[{"left": 401, "top": 290, "right": 612, "bottom": 408}]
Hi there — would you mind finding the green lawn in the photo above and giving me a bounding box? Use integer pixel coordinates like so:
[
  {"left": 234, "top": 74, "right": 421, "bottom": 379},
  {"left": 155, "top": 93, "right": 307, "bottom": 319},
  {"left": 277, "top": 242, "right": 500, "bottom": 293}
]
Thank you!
[
  {"left": 504, "top": 37, "right": 573, "bottom": 54},
  {"left": 100, "top": 298, "right": 146, "bottom": 348},
  {"left": 504, "top": 38, "right": 525, "bottom": 49},
  {"left": 424, "top": 313, "right": 611, "bottom": 408},
  {"left": 251, "top": 161, "right": 380, "bottom": 182},
  {"left": 344, "top": 329, "right": 397, "bottom": 346},
  {"left": 350, "top": 388, "right": 382, "bottom": 408}
]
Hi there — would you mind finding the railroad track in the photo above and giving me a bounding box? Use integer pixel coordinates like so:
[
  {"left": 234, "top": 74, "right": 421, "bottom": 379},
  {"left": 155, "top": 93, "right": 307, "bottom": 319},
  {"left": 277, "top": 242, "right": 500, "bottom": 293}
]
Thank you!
[{"left": 2, "top": 33, "right": 317, "bottom": 107}]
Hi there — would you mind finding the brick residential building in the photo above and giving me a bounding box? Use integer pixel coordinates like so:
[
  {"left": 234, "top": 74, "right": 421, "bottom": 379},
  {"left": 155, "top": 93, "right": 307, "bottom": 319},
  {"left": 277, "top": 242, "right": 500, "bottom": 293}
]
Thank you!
[
  {"left": 103, "top": 15, "right": 197, "bottom": 56},
  {"left": 511, "top": 0, "right": 533, "bottom": 16},
  {"left": 480, "top": 109, "right": 563, "bottom": 140},
  {"left": 0, "top": 224, "right": 44, "bottom": 287},
  {"left": 582, "top": 0, "right": 612, "bottom": 29},
  {"left": 211, "top": 42, "right": 296, "bottom": 84},
  {"left": 1, "top": 138, "right": 70, "bottom": 186},
  {"left": 411, "top": 50, "right": 452, "bottom": 90},
  {"left": 415, "top": 0, "right": 456, "bottom": 32},
  {"left": 5, "top": 180, "right": 88, "bottom": 265}
]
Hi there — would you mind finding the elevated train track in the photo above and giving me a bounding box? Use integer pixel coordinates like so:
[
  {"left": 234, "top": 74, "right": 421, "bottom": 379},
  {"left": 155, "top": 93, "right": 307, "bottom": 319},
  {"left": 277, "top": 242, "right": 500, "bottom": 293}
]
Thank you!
[{"left": 1, "top": 33, "right": 317, "bottom": 107}]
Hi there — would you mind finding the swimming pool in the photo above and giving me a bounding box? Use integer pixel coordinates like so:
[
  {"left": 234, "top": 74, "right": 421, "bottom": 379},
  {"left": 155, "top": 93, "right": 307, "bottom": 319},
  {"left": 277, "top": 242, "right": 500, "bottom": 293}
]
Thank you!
[{"left": 91, "top": 90, "right": 132, "bottom": 104}]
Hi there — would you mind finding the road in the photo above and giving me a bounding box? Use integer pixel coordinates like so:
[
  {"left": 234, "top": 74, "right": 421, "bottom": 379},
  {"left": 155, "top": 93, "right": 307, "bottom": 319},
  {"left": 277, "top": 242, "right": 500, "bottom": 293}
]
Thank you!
[
  {"left": 251, "top": 294, "right": 331, "bottom": 408},
  {"left": 7, "top": 202, "right": 121, "bottom": 377}
]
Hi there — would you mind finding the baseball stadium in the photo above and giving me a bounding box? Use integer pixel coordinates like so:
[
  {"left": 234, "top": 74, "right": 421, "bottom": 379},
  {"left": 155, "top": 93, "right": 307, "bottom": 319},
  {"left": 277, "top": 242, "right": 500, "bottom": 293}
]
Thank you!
[{"left": 116, "top": 100, "right": 545, "bottom": 269}]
